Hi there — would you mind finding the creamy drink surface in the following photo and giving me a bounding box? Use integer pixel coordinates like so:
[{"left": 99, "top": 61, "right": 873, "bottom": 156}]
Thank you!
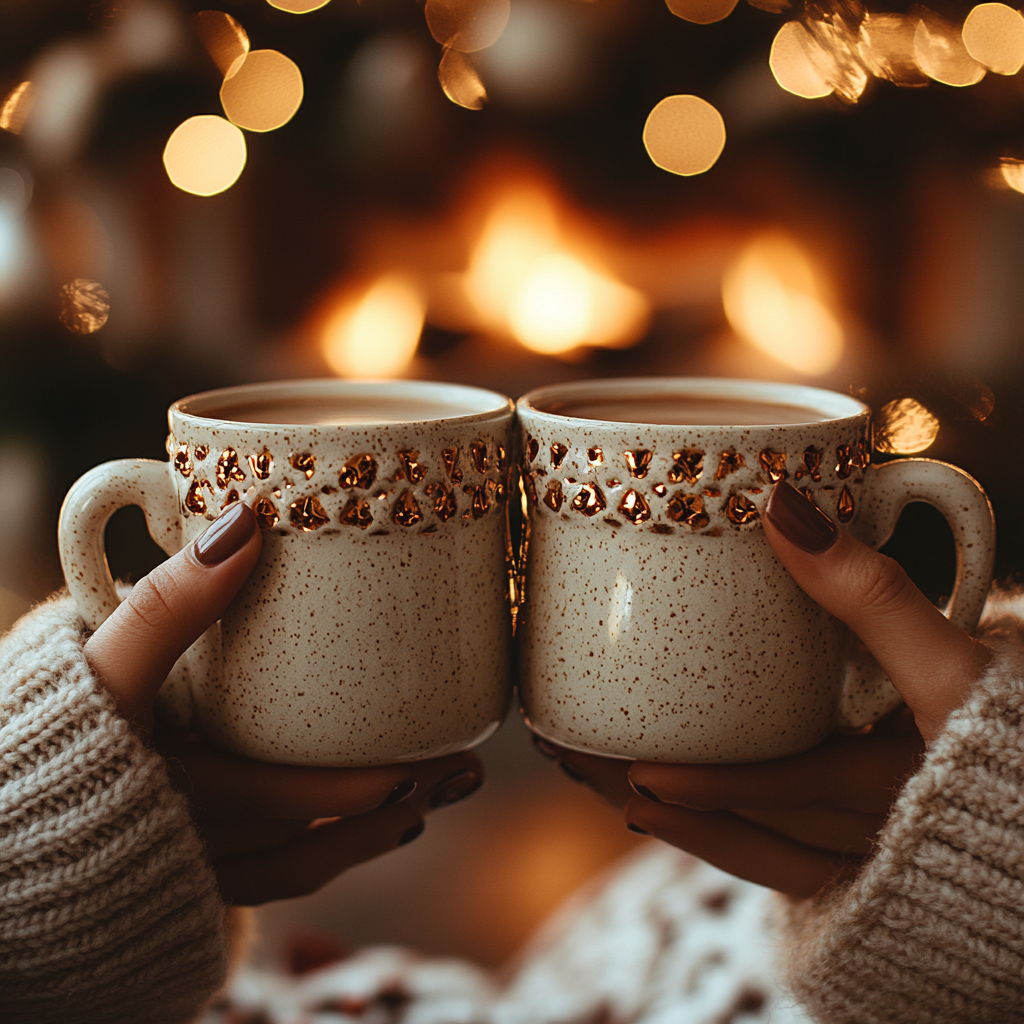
[
  {"left": 549, "top": 395, "right": 827, "bottom": 426},
  {"left": 200, "top": 395, "right": 481, "bottom": 425}
]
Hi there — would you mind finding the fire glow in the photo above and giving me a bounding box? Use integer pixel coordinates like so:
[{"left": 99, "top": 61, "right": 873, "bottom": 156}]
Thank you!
[{"left": 722, "top": 234, "right": 845, "bottom": 376}]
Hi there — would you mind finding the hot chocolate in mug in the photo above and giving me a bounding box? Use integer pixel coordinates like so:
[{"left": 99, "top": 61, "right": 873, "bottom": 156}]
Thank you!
[
  {"left": 515, "top": 377, "right": 995, "bottom": 763},
  {"left": 60, "top": 379, "right": 515, "bottom": 767}
]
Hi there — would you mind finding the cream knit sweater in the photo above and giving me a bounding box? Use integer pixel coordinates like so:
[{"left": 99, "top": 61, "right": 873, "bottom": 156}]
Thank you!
[
  {"left": 1, "top": 595, "right": 1021, "bottom": 1024},
  {"left": 0, "top": 597, "right": 227, "bottom": 1024}
]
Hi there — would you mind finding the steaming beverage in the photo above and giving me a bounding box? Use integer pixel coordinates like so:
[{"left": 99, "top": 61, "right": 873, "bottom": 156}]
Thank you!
[{"left": 552, "top": 395, "right": 825, "bottom": 426}]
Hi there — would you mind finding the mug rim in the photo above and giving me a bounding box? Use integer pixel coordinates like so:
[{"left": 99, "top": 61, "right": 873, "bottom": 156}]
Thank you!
[
  {"left": 518, "top": 376, "right": 868, "bottom": 427},
  {"left": 171, "top": 378, "right": 515, "bottom": 429}
]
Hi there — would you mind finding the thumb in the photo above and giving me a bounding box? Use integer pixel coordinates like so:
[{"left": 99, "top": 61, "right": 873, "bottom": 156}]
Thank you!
[
  {"left": 84, "top": 501, "right": 263, "bottom": 734},
  {"left": 763, "top": 481, "right": 990, "bottom": 742}
]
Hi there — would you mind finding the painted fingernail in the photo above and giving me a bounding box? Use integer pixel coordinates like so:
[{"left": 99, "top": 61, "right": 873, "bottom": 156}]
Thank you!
[
  {"left": 193, "top": 502, "right": 256, "bottom": 566},
  {"left": 559, "top": 762, "right": 587, "bottom": 784},
  {"left": 626, "top": 823, "right": 650, "bottom": 835},
  {"left": 765, "top": 481, "right": 838, "bottom": 554},
  {"left": 629, "top": 780, "right": 661, "bottom": 803},
  {"left": 379, "top": 779, "right": 417, "bottom": 808},
  {"left": 398, "top": 821, "right": 425, "bottom": 846},
  {"left": 532, "top": 735, "right": 560, "bottom": 760},
  {"left": 429, "top": 768, "right": 482, "bottom": 809}
]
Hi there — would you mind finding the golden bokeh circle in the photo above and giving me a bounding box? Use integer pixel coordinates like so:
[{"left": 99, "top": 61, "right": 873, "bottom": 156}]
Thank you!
[
  {"left": 58, "top": 279, "right": 110, "bottom": 335},
  {"left": 220, "top": 49, "right": 304, "bottom": 132},
  {"left": 425, "top": 0, "right": 510, "bottom": 53},
  {"left": 1000, "top": 159, "right": 1024, "bottom": 194},
  {"left": 266, "top": 0, "right": 332, "bottom": 12},
  {"left": 874, "top": 398, "right": 940, "bottom": 454},
  {"left": 643, "top": 95, "right": 726, "bottom": 177},
  {"left": 193, "top": 11, "right": 249, "bottom": 79},
  {"left": 914, "top": 16, "right": 986, "bottom": 86},
  {"left": 962, "top": 3, "right": 1024, "bottom": 75},
  {"left": 664, "top": 0, "right": 738, "bottom": 26},
  {"left": 439, "top": 49, "right": 487, "bottom": 109},
  {"left": 163, "top": 115, "right": 247, "bottom": 196},
  {"left": 770, "top": 21, "right": 834, "bottom": 99}
]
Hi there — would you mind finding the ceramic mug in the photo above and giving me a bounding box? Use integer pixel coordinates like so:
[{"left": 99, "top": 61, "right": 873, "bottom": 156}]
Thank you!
[
  {"left": 60, "top": 379, "right": 516, "bottom": 767},
  {"left": 515, "top": 377, "right": 995, "bottom": 763}
]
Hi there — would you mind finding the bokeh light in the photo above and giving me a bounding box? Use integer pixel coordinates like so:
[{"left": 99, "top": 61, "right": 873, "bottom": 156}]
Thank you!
[
  {"left": 0, "top": 82, "right": 33, "bottom": 135},
  {"left": 857, "top": 13, "right": 923, "bottom": 86},
  {"left": 874, "top": 397, "right": 940, "bottom": 454},
  {"left": 664, "top": 0, "right": 738, "bottom": 26},
  {"left": 321, "top": 274, "right": 425, "bottom": 378},
  {"left": 642, "top": 95, "right": 726, "bottom": 177},
  {"left": 962, "top": 3, "right": 1024, "bottom": 75},
  {"left": 58, "top": 278, "right": 110, "bottom": 334},
  {"left": 722, "top": 233, "right": 844, "bottom": 375},
  {"left": 439, "top": 48, "right": 487, "bottom": 109},
  {"left": 770, "top": 22, "right": 834, "bottom": 99},
  {"left": 220, "top": 49, "right": 304, "bottom": 132},
  {"left": 1000, "top": 158, "right": 1024, "bottom": 193},
  {"left": 426, "top": 0, "right": 511, "bottom": 53},
  {"left": 193, "top": 10, "right": 249, "bottom": 78},
  {"left": 914, "top": 15, "right": 986, "bottom": 87},
  {"left": 266, "top": 0, "right": 331, "bottom": 12},
  {"left": 163, "top": 114, "right": 247, "bottom": 196}
]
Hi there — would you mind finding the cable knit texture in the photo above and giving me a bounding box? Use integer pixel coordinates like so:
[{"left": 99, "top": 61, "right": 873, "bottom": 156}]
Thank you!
[
  {"left": 783, "top": 596, "right": 1024, "bottom": 1024},
  {"left": 0, "top": 595, "right": 228, "bottom": 1024}
]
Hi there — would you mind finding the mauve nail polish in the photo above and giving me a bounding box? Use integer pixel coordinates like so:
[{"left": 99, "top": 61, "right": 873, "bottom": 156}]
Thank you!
[
  {"left": 193, "top": 502, "right": 256, "bottom": 566},
  {"left": 765, "top": 481, "right": 839, "bottom": 553}
]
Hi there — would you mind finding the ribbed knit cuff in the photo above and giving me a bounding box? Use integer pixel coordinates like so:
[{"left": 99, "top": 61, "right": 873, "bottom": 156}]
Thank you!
[
  {"left": 783, "top": 602, "right": 1024, "bottom": 1024},
  {"left": 0, "top": 595, "right": 228, "bottom": 1024}
]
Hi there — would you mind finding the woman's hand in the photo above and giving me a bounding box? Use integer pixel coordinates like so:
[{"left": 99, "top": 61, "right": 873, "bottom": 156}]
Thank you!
[
  {"left": 534, "top": 480, "right": 992, "bottom": 898},
  {"left": 83, "top": 502, "right": 484, "bottom": 905}
]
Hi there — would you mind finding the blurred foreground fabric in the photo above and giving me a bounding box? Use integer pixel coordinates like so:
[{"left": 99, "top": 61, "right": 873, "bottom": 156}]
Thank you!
[{"left": 202, "top": 845, "right": 812, "bottom": 1024}]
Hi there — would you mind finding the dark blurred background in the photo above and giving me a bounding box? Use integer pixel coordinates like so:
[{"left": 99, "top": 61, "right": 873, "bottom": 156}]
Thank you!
[{"left": 2, "top": 0, "right": 1022, "bottom": 969}]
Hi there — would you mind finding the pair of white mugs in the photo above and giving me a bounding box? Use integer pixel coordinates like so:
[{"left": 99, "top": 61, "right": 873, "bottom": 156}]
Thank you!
[{"left": 60, "top": 377, "right": 995, "bottom": 767}]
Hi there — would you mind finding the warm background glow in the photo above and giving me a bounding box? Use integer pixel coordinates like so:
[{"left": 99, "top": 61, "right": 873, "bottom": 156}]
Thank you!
[
  {"left": 426, "top": 0, "right": 511, "bottom": 52},
  {"left": 162, "top": 114, "right": 247, "bottom": 196},
  {"left": 321, "top": 274, "right": 426, "bottom": 378},
  {"left": 722, "top": 233, "right": 845, "bottom": 375}
]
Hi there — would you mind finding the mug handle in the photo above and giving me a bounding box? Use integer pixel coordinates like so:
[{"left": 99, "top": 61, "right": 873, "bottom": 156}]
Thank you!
[
  {"left": 58, "top": 459, "right": 195, "bottom": 724},
  {"left": 835, "top": 458, "right": 995, "bottom": 729}
]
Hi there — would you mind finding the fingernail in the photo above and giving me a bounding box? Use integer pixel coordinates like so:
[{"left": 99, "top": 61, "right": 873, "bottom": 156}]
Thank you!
[
  {"left": 626, "top": 822, "right": 650, "bottom": 835},
  {"left": 379, "top": 779, "right": 416, "bottom": 808},
  {"left": 193, "top": 502, "right": 256, "bottom": 566},
  {"left": 532, "top": 735, "right": 560, "bottom": 760},
  {"left": 428, "top": 768, "right": 482, "bottom": 809},
  {"left": 629, "top": 780, "right": 661, "bottom": 803},
  {"left": 559, "top": 762, "right": 587, "bottom": 784},
  {"left": 765, "top": 481, "right": 838, "bottom": 554},
  {"left": 398, "top": 821, "right": 425, "bottom": 846}
]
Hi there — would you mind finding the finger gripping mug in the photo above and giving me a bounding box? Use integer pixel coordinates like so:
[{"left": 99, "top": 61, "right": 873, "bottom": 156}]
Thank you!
[
  {"left": 59, "top": 379, "right": 516, "bottom": 767},
  {"left": 515, "top": 378, "right": 996, "bottom": 763}
]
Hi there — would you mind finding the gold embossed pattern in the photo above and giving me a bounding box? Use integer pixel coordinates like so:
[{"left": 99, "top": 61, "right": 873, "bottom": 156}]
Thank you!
[
  {"left": 521, "top": 435, "right": 870, "bottom": 533},
  {"left": 169, "top": 436, "right": 509, "bottom": 533}
]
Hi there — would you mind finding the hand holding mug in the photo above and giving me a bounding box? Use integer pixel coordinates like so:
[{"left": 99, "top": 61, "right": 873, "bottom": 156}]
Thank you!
[
  {"left": 84, "top": 502, "right": 485, "bottom": 906},
  {"left": 537, "top": 481, "right": 993, "bottom": 898}
]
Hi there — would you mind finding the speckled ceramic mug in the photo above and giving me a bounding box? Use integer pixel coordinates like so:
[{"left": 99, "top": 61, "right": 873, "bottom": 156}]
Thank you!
[
  {"left": 516, "top": 377, "right": 995, "bottom": 763},
  {"left": 60, "top": 379, "right": 516, "bottom": 766}
]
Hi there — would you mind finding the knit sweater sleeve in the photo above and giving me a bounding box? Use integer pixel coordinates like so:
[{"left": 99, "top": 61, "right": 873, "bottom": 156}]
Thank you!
[
  {"left": 0, "top": 595, "right": 229, "bottom": 1024},
  {"left": 782, "top": 601, "right": 1024, "bottom": 1024}
]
